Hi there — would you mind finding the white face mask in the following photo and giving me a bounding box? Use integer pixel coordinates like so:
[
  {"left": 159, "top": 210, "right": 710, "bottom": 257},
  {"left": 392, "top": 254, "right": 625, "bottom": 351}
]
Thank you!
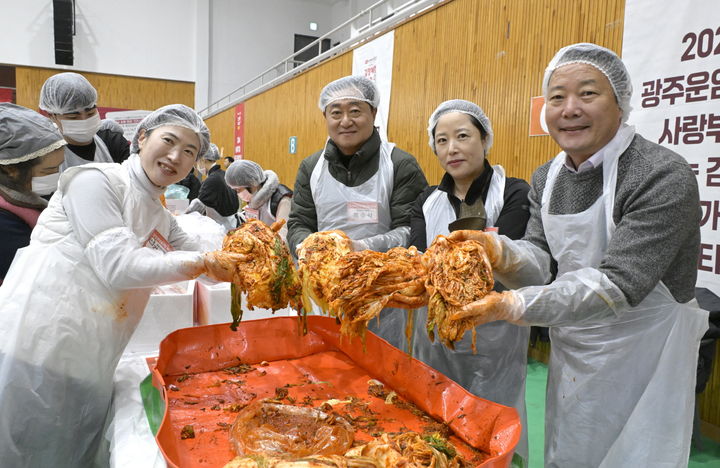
[
  {"left": 196, "top": 164, "right": 207, "bottom": 176},
  {"left": 31, "top": 172, "right": 61, "bottom": 196},
  {"left": 59, "top": 113, "right": 102, "bottom": 143}
]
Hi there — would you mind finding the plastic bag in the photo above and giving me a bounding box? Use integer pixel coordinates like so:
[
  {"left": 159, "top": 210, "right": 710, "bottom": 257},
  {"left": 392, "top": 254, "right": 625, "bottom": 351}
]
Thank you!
[
  {"left": 165, "top": 184, "right": 190, "bottom": 200},
  {"left": 229, "top": 401, "right": 354, "bottom": 457},
  {"left": 174, "top": 212, "right": 225, "bottom": 251}
]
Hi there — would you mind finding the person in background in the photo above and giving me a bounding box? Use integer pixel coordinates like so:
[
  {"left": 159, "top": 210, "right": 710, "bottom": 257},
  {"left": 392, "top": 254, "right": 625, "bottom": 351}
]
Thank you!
[
  {"left": 223, "top": 155, "right": 235, "bottom": 169},
  {"left": 225, "top": 159, "right": 293, "bottom": 242},
  {"left": 450, "top": 43, "right": 708, "bottom": 466},
  {"left": 186, "top": 143, "right": 240, "bottom": 230},
  {"left": 0, "top": 104, "right": 244, "bottom": 465},
  {"left": 177, "top": 166, "right": 202, "bottom": 201},
  {"left": 287, "top": 75, "right": 428, "bottom": 348},
  {"left": 39, "top": 72, "right": 129, "bottom": 169},
  {"left": 0, "top": 104, "right": 66, "bottom": 283},
  {"left": 409, "top": 99, "right": 531, "bottom": 464},
  {"left": 98, "top": 118, "right": 129, "bottom": 145}
]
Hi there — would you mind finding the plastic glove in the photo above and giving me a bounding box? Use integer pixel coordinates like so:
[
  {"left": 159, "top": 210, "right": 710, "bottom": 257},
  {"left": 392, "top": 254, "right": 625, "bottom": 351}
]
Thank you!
[
  {"left": 447, "top": 230, "right": 552, "bottom": 288},
  {"left": 516, "top": 267, "right": 629, "bottom": 327},
  {"left": 451, "top": 290, "right": 526, "bottom": 325},
  {"left": 447, "top": 230, "right": 502, "bottom": 266},
  {"left": 185, "top": 198, "right": 206, "bottom": 215},
  {"left": 351, "top": 239, "right": 367, "bottom": 252},
  {"left": 355, "top": 226, "right": 410, "bottom": 252},
  {"left": 202, "top": 251, "right": 250, "bottom": 283}
]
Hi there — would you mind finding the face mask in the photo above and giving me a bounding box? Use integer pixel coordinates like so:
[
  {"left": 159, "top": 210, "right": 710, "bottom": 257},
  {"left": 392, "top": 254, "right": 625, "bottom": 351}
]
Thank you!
[
  {"left": 196, "top": 164, "right": 207, "bottom": 176},
  {"left": 59, "top": 113, "right": 102, "bottom": 143},
  {"left": 31, "top": 172, "right": 61, "bottom": 196},
  {"left": 238, "top": 189, "right": 253, "bottom": 203}
]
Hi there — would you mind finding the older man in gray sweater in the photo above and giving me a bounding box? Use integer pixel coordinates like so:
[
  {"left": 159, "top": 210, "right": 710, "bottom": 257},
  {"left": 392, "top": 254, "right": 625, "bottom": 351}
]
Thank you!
[{"left": 450, "top": 43, "right": 708, "bottom": 467}]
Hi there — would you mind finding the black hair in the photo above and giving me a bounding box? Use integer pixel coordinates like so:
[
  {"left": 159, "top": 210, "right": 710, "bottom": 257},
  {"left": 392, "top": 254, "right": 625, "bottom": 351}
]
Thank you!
[
  {"left": 0, "top": 158, "right": 41, "bottom": 193},
  {"left": 224, "top": 156, "right": 235, "bottom": 163},
  {"left": 432, "top": 113, "right": 489, "bottom": 142}
]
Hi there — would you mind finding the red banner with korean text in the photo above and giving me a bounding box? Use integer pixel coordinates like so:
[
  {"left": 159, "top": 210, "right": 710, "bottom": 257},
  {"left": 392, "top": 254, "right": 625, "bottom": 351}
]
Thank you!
[
  {"left": 234, "top": 103, "right": 244, "bottom": 159},
  {"left": 623, "top": 0, "right": 720, "bottom": 296}
]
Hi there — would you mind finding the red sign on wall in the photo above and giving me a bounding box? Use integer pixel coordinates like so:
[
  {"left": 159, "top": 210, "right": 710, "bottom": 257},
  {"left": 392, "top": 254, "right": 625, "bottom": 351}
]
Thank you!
[
  {"left": 234, "top": 103, "right": 245, "bottom": 159},
  {"left": 0, "top": 87, "right": 14, "bottom": 103}
]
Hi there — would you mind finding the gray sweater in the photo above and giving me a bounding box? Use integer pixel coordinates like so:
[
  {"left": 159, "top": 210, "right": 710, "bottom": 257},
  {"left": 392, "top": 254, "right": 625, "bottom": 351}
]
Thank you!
[{"left": 524, "top": 134, "right": 701, "bottom": 307}]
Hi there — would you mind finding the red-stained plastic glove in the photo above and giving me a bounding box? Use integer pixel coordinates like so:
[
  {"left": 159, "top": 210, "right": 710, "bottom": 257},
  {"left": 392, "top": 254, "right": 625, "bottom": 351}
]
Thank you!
[
  {"left": 446, "top": 230, "right": 502, "bottom": 267},
  {"left": 451, "top": 290, "right": 526, "bottom": 325},
  {"left": 202, "top": 251, "right": 249, "bottom": 283}
]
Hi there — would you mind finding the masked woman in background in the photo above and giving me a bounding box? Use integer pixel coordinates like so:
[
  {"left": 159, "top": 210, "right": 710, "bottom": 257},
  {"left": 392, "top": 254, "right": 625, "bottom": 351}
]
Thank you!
[
  {"left": 39, "top": 72, "right": 129, "bottom": 169},
  {"left": 0, "top": 103, "right": 66, "bottom": 283},
  {"left": 0, "top": 104, "right": 243, "bottom": 466},
  {"left": 408, "top": 99, "right": 531, "bottom": 464},
  {"left": 225, "top": 159, "right": 293, "bottom": 242}
]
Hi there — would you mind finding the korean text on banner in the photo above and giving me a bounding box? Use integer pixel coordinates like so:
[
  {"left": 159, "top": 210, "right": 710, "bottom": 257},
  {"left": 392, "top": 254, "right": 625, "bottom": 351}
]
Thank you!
[
  {"left": 623, "top": 0, "right": 720, "bottom": 296},
  {"left": 352, "top": 31, "right": 394, "bottom": 141}
]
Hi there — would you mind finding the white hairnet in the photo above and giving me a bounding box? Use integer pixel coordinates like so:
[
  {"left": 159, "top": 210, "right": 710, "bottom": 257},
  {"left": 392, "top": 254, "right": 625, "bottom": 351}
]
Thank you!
[
  {"left": 318, "top": 75, "right": 380, "bottom": 111},
  {"left": 225, "top": 160, "right": 266, "bottom": 188},
  {"left": 39, "top": 72, "right": 98, "bottom": 115},
  {"left": 427, "top": 99, "right": 494, "bottom": 153},
  {"left": 202, "top": 143, "right": 220, "bottom": 161},
  {"left": 542, "top": 43, "right": 632, "bottom": 123},
  {"left": 130, "top": 104, "right": 210, "bottom": 159},
  {"left": 98, "top": 119, "right": 124, "bottom": 135},
  {"left": 0, "top": 103, "right": 66, "bottom": 165}
]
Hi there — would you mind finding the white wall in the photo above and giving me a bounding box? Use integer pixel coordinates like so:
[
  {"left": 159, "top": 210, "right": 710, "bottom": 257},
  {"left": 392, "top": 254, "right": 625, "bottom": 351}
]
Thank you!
[
  {"left": 0, "top": 0, "right": 196, "bottom": 82},
  {"left": 201, "top": 0, "right": 340, "bottom": 109}
]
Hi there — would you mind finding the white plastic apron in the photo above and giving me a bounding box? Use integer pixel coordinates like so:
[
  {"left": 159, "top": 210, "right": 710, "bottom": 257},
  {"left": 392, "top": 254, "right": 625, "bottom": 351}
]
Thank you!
[
  {"left": 259, "top": 197, "right": 275, "bottom": 225},
  {"left": 309, "top": 141, "right": 409, "bottom": 349},
  {"left": 60, "top": 134, "right": 113, "bottom": 172},
  {"left": 540, "top": 126, "right": 708, "bottom": 467},
  {"left": 422, "top": 164, "right": 507, "bottom": 247},
  {"left": 0, "top": 162, "right": 171, "bottom": 466},
  {"left": 415, "top": 164, "right": 529, "bottom": 462}
]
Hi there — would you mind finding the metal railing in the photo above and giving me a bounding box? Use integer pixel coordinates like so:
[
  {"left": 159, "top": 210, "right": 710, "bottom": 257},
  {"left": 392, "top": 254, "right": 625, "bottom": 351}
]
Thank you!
[{"left": 197, "top": 0, "right": 446, "bottom": 118}]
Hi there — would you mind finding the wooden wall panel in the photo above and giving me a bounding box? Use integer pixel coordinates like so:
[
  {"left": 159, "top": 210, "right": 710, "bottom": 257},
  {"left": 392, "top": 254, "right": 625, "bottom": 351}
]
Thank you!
[
  {"left": 389, "top": 0, "right": 626, "bottom": 185},
  {"left": 15, "top": 66, "right": 194, "bottom": 112},
  {"left": 204, "top": 107, "right": 235, "bottom": 158}
]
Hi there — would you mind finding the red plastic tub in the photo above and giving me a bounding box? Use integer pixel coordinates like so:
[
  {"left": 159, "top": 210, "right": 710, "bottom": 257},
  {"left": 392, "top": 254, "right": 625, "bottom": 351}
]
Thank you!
[{"left": 152, "top": 316, "right": 520, "bottom": 467}]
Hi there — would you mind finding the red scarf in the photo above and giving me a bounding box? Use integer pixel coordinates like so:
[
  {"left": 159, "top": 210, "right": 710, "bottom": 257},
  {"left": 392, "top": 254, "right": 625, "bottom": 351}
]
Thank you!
[{"left": 0, "top": 194, "right": 41, "bottom": 228}]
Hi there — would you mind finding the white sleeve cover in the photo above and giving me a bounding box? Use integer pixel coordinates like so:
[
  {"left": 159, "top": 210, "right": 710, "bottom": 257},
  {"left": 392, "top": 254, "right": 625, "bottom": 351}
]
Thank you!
[
  {"left": 493, "top": 237, "right": 554, "bottom": 289},
  {"left": 85, "top": 226, "right": 204, "bottom": 290},
  {"left": 517, "top": 267, "right": 629, "bottom": 327},
  {"left": 360, "top": 226, "right": 410, "bottom": 252}
]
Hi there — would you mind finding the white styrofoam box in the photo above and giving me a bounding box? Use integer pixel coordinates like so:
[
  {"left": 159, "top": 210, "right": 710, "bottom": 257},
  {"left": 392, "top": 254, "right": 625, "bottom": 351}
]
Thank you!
[
  {"left": 195, "top": 276, "right": 298, "bottom": 326},
  {"left": 165, "top": 198, "right": 189, "bottom": 215},
  {"left": 125, "top": 280, "right": 195, "bottom": 355}
]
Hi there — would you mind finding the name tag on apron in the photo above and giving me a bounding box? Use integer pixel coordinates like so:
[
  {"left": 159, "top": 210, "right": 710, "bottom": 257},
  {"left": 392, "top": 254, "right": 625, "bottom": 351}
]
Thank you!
[
  {"left": 144, "top": 229, "right": 174, "bottom": 253},
  {"left": 244, "top": 207, "right": 259, "bottom": 220},
  {"left": 347, "top": 202, "right": 379, "bottom": 224}
]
